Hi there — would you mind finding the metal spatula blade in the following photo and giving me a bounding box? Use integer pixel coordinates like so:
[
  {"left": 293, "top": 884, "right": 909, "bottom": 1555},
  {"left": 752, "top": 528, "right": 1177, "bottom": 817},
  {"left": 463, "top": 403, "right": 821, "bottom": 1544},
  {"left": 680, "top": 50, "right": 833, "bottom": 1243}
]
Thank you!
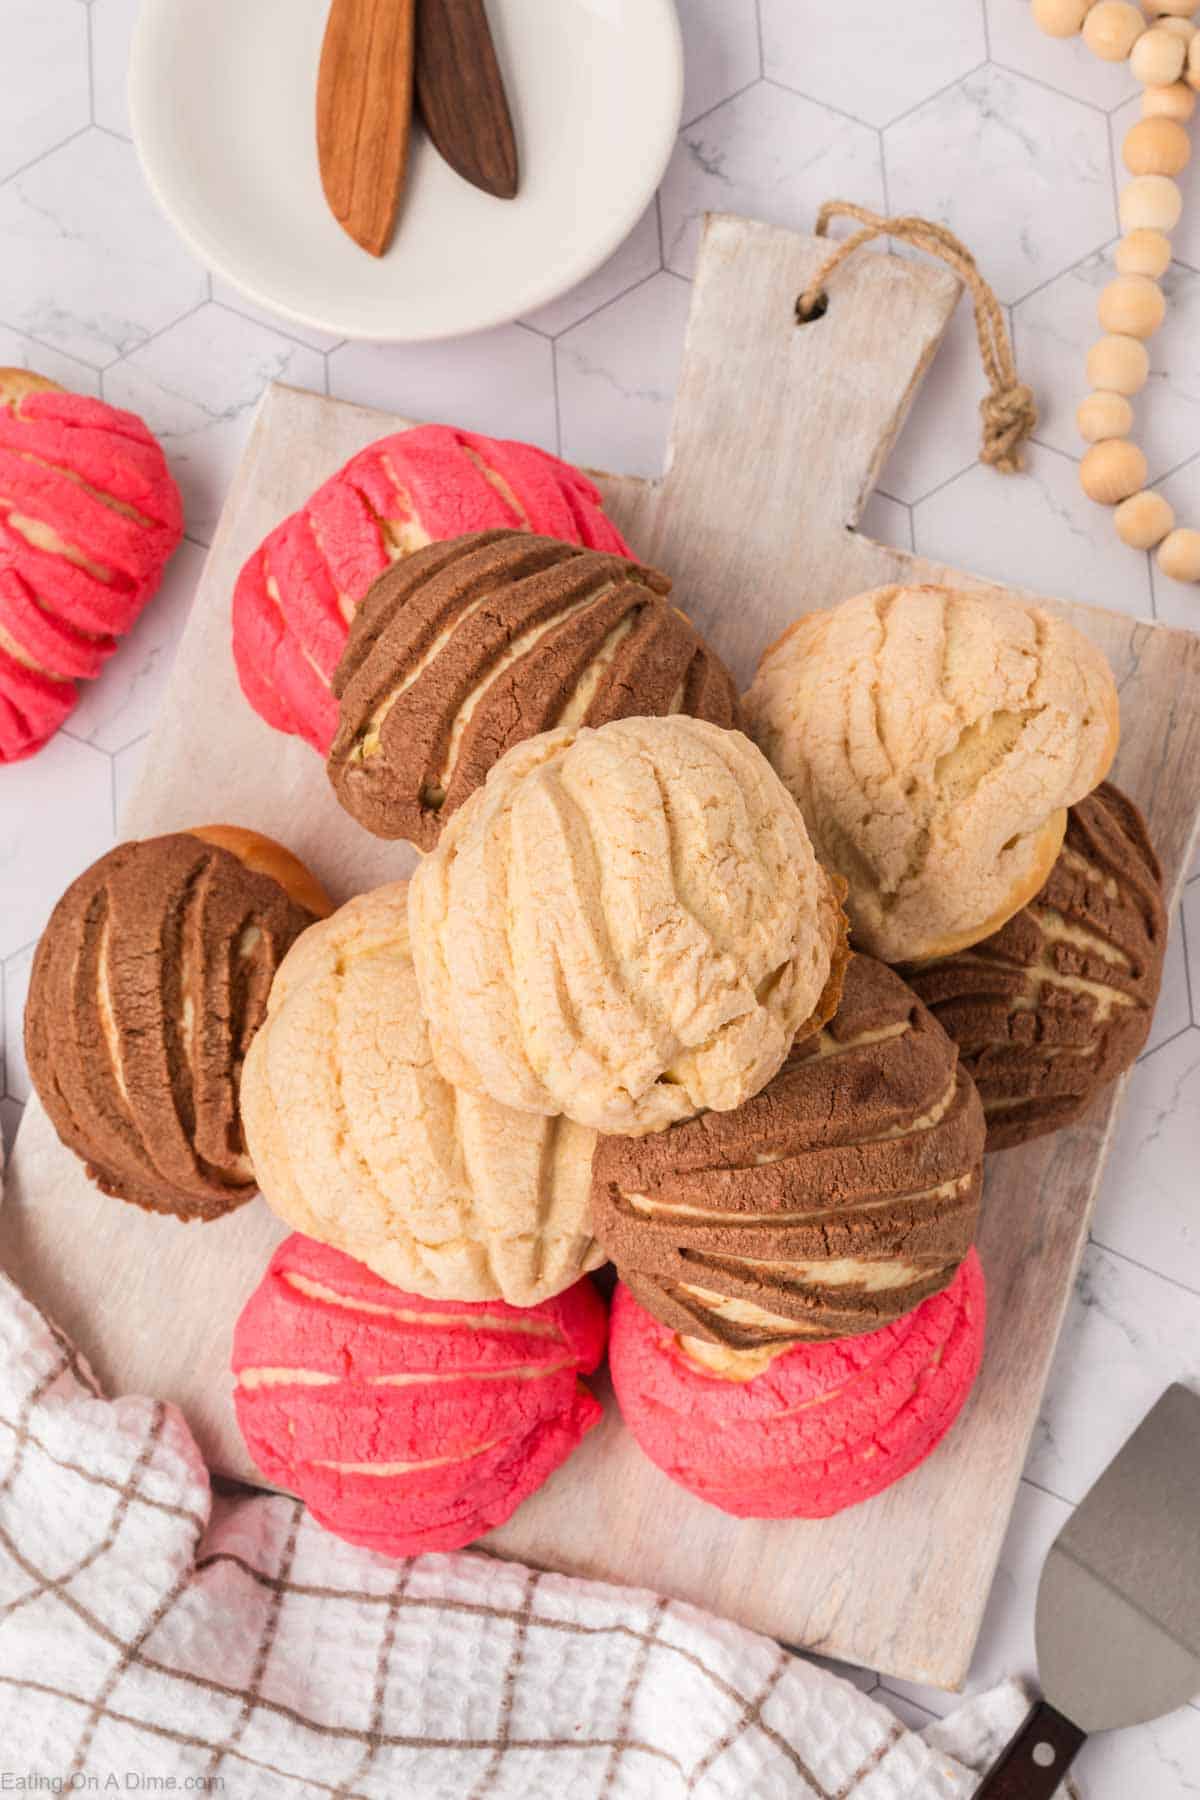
[{"left": 978, "top": 1384, "right": 1200, "bottom": 1797}]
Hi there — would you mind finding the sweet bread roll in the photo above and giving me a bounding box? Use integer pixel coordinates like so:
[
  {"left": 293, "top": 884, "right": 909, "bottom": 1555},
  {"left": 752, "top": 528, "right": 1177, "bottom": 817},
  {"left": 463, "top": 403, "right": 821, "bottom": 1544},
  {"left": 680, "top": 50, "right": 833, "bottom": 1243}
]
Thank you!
[
  {"left": 592, "top": 955, "right": 984, "bottom": 1348},
  {"left": 232, "top": 425, "right": 631, "bottom": 754},
  {"left": 328, "top": 530, "right": 741, "bottom": 851},
  {"left": 241, "top": 884, "right": 603, "bottom": 1305},
  {"left": 608, "top": 1256, "right": 986, "bottom": 1520},
  {"left": 0, "top": 368, "right": 183, "bottom": 762},
  {"left": 233, "top": 1235, "right": 607, "bottom": 1556},
  {"left": 744, "top": 584, "right": 1119, "bottom": 963},
  {"left": 909, "top": 783, "right": 1166, "bottom": 1149},
  {"left": 25, "top": 829, "right": 328, "bottom": 1220},
  {"left": 409, "top": 717, "right": 850, "bottom": 1136}
]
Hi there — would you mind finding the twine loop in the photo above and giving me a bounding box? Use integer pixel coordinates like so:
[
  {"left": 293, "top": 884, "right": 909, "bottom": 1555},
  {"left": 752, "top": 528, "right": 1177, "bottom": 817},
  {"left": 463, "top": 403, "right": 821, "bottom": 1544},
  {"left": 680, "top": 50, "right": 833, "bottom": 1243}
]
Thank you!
[{"left": 796, "top": 201, "right": 1037, "bottom": 476}]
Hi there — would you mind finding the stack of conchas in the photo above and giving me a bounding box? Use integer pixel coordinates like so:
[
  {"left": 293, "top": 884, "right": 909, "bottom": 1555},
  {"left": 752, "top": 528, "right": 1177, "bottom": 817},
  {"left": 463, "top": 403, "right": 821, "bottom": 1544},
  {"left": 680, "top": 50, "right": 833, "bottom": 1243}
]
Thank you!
[
  {"left": 231, "top": 425, "right": 635, "bottom": 754},
  {"left": 28, "top": 426, "right": 1162, "bottom": 1554},
  {"left": 0, "top": 368, "right": 183, "bottom": 761}
]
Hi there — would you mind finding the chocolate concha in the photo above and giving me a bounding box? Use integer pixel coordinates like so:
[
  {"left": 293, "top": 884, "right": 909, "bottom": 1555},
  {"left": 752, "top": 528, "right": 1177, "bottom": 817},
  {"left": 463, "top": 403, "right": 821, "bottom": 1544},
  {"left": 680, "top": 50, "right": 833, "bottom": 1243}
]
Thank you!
[
  {"left": 908, "top": 782, "right": 1166, "bottom": 1151},
  {"left": 24, "top": 829, "right": 327, "bottom": 1220},
  {"left": 590, "top": 954, "right": 985, "bottom": 1348},
  {"left": 327, "top": 529, "right": 741, "bottom": 850}
]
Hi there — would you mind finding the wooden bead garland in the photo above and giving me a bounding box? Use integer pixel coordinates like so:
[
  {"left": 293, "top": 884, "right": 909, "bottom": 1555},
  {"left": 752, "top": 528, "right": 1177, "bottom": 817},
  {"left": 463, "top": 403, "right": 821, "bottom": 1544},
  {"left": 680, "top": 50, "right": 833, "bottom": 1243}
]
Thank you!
[{"left": 1034, "top": 0, "right": 1200, "bottom": 579}]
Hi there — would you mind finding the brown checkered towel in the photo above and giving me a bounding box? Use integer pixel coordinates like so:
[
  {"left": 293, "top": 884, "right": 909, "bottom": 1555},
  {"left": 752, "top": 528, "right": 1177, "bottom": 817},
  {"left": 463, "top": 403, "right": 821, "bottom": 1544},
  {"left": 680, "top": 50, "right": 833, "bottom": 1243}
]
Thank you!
[{"left": 0, "top": 1260, "right": 1071, "bottom": 1797}]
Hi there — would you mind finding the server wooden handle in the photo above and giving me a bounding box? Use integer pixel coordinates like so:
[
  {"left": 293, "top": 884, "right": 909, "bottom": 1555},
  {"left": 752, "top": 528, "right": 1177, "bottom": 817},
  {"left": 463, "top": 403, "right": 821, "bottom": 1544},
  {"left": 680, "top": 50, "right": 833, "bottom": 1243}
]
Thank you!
[
  {"left": 415, "top": 0, "right": 518, "bottom": 199},
  {"left": 975, "top": 1699, "right": 1087, "bottom": 1798},
  {"left": 317, "top": 0, "right": 416, "bottom": 256}
]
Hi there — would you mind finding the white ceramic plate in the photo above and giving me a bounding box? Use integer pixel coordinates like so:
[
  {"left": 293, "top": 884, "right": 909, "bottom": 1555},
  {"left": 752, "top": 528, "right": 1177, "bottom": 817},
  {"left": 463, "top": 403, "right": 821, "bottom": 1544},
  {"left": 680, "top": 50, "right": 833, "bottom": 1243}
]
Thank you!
[{"left": 130, "top": 0, "right": 682, "bottom": 343}]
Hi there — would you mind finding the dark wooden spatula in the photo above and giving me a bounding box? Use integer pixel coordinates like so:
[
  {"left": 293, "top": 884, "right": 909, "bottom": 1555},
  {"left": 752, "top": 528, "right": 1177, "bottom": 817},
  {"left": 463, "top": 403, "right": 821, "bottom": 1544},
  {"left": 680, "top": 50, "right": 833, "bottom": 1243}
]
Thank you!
[
  {"left": 416, "top": 0, "right": 518, "bottom": 199},
  {"left": 977, "top": 1384, "right": 1200, "bottom": 1796},
  {"left": 317, "top": 0, "right": 416, "bottom": 257}
]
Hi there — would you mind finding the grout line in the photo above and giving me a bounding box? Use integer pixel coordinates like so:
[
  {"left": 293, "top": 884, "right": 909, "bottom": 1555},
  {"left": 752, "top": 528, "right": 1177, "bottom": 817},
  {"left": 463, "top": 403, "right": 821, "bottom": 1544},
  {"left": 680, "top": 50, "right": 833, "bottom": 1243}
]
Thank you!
[
  {"left": 654, "top": 190, "right": 666, "bottom": 271},
  {"left": 550, "top": 340, "right": 564, "bottom": 460},
  {"left": 759, "top": 74, "right": 881, "bottom": 135},
  {"left": 1018, "top": 1472, "right": 1074, "bottom": 1510},
  {"left": 877, "top": 1681, "right": 940, "bottom": 1724},
  {"left": 90, "top": 124, "right": 133, "bottom": 147},
  {"left": 754, "top": 0, "right": 765, "bottom": 80},
  {"left": 1089, "top": 1231, "right": 1200, "bottom": 1301},
  {"left": 1134, "top": 1020, "right": 1197, "bottom": 1065},
  {"left": 1008, "top": 238, "right": 1115, "bottom": 313},
  {"left": 980, "top": 0, "right": 991, "bottom": 61},
  {"left": 0, "top": 124, "right": 93, "bottom": 189},
  {"left": 870, "top": 60, "right": 991, "bottom": 135},
  {"left": 84, "top": 3, "right": 95, "bottom": 127},
  {"left": 546, "top": 266, "right": 669, "bottom": 344},
  {"left": 987, "top": 58, "right": 1113, "bottom": 121},
  {"left": 678, "top": 76, "right": 762, "bottom": 136}
]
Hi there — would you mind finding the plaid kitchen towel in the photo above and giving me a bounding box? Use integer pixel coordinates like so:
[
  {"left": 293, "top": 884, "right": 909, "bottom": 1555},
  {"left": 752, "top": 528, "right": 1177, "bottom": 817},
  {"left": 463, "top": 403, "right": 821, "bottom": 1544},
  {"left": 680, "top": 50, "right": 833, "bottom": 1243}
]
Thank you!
[{"left": 0, "top": 1203, "right": 1071, "bottom": 1798}]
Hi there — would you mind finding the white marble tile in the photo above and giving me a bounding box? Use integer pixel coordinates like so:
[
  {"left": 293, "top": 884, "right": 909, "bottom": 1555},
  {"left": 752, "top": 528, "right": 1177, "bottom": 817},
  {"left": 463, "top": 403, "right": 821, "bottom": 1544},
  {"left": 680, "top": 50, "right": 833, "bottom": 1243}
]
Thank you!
[
  {"left": 881, "top": 295, "right": 1004, "bottom": 506},
  {"left": 913, "top": 442, "right": 1154, "bottom": 618},
  {"left": 1153, "top": 456, "right": 1200, "bottom": 628},
  {"left": 0, "top": 732, "right": 114, "bottom": 961},
  {"left": 90, "top": 0, "right": 138, "bottom": 139},
  {"left": 112, "top": 732, "right": 150, "bottom": 829},
  {"left": 521, "top": 205, "right": 662, "bottom": 340},
  {"left": 762, "top": 0, "right": 986, "bottom": 131},
  {"left": 104, "top": 305, "right": 325, "bottom": 544},
  {"left": 658, "top": 81, "right": 884, "bottom": 280},
  {"left": 207, "top": 284, "right": 343, "bottom": 355},
  {"left": 0, "top": 0, "right": 89, "bottom": 183},
  {"left": 67, "top": 536, "right": 205, "bottom": 754},
  {"left": 556, "top": 270, "right": 693, "bottom": 482},
  {"left": 985, "top": 0, "right": 1139, "bottom": 113},
  {"left": 857, "top": 488, "right": 913, "bottom": 555},
  {"left": 1026, "top": 1241, "right": 1200, "bottom": 1506},
  {"left": 0, "top": 129, "right": 207, "bottom": 368},
  {"left": 328, "top": 323, "right": 556, "bottom": 454},
  {"left": 0, "top": 322, "right": 100, "bottom": 395},
  {"left": 1090, "top": 1026, "right": 1200, "bottom": 1294},
  {"left": 1073, "top": 1705, "right": 1200, "bottom": 1800},
  {"left": 2, "top": 942, "right": 34, "bottom": 1106},
  {"left": 676, "top": 0, "right": 760, "bottom": 128},
  {"left": 884, "top": 66, "right": 1116, "bottom": 308}
]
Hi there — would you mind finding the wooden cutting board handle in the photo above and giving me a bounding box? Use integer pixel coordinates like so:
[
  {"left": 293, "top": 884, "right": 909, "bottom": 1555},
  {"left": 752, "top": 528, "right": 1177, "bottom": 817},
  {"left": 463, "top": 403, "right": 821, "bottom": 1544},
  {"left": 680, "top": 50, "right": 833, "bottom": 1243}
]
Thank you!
[
  {"left": 317, "top": 0, "right": 416, "bottom": 257},
  {"left": 416, "top": 0, "right": 518, "bottom": 199},
  {"left": 974, "top": 1700, "right": 1088, "bottom": 1799}
]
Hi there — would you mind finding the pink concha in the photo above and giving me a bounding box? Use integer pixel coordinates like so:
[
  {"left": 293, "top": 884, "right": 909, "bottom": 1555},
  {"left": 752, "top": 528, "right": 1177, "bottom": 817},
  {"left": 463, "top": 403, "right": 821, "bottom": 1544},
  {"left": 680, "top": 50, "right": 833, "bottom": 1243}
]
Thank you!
[
  {"left": 232, "top": 1233, "right": 608, "bottom": 1558},
  {"left": 231, "top": 424, "right": 632, "bottom": 755},
  {"left": 609, "top": 1252, "right": 986, "bottom": 1521},
  {"left": 0, "top": 379, "right": 183, "bottom": 762}
]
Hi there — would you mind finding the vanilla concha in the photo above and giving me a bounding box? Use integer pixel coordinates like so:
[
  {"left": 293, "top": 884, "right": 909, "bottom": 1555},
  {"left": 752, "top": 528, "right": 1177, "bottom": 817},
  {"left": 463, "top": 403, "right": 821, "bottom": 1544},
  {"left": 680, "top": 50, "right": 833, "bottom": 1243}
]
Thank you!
[
  {"left": 240, "top": 884, "right": 602, "bottom": 1306},
  {"left": 743, "top": 584, "right": 1119, "bottom": 964},
  {"left": 407, "top": 716, "right": 849, "bottom": 1136}
]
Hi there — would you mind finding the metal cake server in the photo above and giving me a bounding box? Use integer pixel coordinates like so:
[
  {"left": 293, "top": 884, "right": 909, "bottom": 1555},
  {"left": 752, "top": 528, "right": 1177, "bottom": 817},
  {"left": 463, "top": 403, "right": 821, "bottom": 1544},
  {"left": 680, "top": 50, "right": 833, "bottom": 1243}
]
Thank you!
[{"left": 978, "top": 1383, "right": 1200, "bottom": 1796}]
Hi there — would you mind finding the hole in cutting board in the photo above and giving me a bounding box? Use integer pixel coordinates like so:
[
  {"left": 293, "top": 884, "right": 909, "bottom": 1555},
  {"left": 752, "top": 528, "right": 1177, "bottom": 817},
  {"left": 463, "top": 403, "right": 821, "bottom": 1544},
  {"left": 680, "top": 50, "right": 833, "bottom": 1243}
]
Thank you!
[
  {"left": 1032, "top": 1743, "right": 1057, "bottom": 1768},
  {"left": 795, "top": 291, "right": 829, "bottom": 325}
]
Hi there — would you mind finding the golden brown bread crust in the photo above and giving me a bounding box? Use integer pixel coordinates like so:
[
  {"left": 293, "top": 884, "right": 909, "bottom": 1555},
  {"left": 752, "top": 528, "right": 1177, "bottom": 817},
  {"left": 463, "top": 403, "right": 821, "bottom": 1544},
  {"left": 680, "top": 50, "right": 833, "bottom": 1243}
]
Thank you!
[
  {"left": 327, "top": 529, "right": 743, "bottom": 851},
  {"left": 0, "top": 367, "right": 62, "bottom": 407},
  {"left": 908, "top": 783, "right": 1165, "bottom": 1150},
  {"left": 25, "top": 831, "right": 321, "bottom": 1220},
  {"left": 591, "top": 953, "right": 985, "bottom": 1347},
  {"left": 188, "top": 825, "right": 333, "bottom": 919}
]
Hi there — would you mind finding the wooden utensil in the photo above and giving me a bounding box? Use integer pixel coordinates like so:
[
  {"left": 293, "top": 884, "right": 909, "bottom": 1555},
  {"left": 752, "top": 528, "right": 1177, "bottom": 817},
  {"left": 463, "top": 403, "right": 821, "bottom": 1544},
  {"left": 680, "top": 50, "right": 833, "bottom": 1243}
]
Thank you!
[
  {"left": 416, "top": 0, "right": 518, "bottom": 199},
  {"left": 4, "top": 217, "right": 1199, "bottom": 1692},
  {"left": 317, "top": 0, "right": 415, "bottom": 257},
  {"left": 978, "top": 1385, "right": 1200, "bottom": 1796}
]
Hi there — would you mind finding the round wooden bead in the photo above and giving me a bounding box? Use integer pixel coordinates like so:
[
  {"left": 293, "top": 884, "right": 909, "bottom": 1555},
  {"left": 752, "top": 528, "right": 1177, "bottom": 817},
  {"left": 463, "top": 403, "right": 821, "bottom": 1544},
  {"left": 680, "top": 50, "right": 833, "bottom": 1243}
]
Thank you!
[
  {"left": 1141, "top": 80, "right": 1197, "bottom": 118},
  {"left": 1033, "top": 0, "right": 1093, "bottom": 32},
  {"left": 1077, "top": 390, "right": 1135, "bottom": 440},
  {"left": 1156, "top": 527, "right": 1200, "bottom": 579},
  {"left": 1097, "top": 273, "right": 1166, "bottom": 336},
  {"left": 1143, "top": 0, "right": 1199, "bottom": 17},
  {"left": 1086, "top": 333, "right": 1151, "bottom": 393},
  {"left": 1189, "top": 32, "right": 1200, "bottom": 85},
  {"left": 1084, "top": 0, "right": 1147, "bottom": 56},
  {"left": 1114, "top": 490, "right": 1175, "bottom": 546},
  {"left": 1131, "top": 24, "right": 1187, "bottom": 79},
  {"left": 1157, "top": 18, "right": 1197, "bottom": 39},
  {"left": 1122, "top": 115, "right": 1192, "bottom": 173},
  {"left": 1119, "top": 173, "right": 1184, "bottom": 229},
  {"left": 1115, "top": 227, "right": 1173, "bottom": 274},
  {"left": 1080, "top": 439, "right": 1149, "bottom": 504}
]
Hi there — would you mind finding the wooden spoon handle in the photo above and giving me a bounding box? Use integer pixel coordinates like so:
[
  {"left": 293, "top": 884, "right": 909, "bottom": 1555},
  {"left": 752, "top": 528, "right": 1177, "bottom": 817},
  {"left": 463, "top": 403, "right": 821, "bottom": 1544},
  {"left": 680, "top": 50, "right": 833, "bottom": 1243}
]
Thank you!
[
  {"left": 416, "top": 0, "right": 518, "bottom": 200},
  {"left": 317, "top": 0, "right": 416, "bottom": 257}
]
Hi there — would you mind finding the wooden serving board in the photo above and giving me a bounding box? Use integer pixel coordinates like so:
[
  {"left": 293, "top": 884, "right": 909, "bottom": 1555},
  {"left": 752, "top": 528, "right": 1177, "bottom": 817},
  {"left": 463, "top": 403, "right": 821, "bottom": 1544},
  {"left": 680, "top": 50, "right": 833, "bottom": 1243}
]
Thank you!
[{"left": 4, "top": 216, "right": 1200, "bottom": 1690}]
